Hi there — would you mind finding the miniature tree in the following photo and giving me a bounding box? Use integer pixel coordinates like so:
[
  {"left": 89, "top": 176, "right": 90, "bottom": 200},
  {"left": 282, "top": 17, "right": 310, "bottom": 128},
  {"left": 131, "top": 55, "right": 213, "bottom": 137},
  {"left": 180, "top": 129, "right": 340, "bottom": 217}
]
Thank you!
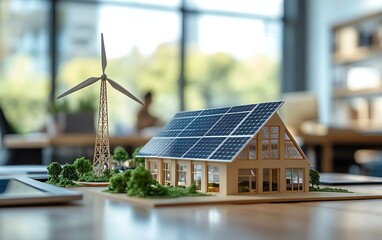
[
  {"left": 132, "top": 146, "right": 145, "bottom": 167},
  {"left": 61, "top": 163, "right": 79, "bottom": 181},
  {"left": 112, "top": 146, "right": 129, "bottom": 168},
  {"left": 73, "top": 157, "right": 92, "bottom": 177},
  {"left": 122, "top": 168, "right": 133, "bottom": 182},
  {"left": 127, "top": 167, "right": 153, "bottom": 197},
  {"left": 108, "top": 169, "right": 133, "bottom": 193},
  {"left": 109, "top": 174, "right": 128, "bottom": 193},
  {"left": 47, "top": 162, "right": 62, "bottom": 184},
  {"left": 309, "top": 169, "right": 320, "bottom": 190}
]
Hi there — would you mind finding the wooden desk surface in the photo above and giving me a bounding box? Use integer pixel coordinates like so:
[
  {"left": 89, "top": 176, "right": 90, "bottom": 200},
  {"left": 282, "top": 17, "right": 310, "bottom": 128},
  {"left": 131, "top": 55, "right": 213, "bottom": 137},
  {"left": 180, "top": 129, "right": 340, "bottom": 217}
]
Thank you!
[
  {"left": 4, "top": 133, "right": 150, "bottom": 149},
  {"left": 1, "top": 184, "right": 382, "bottom": 240}
]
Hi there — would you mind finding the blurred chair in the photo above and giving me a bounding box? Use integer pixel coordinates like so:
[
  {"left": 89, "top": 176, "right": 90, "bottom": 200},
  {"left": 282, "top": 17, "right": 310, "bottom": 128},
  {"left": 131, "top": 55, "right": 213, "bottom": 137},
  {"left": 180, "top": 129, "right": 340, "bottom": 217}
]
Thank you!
[
  {"left": 0, "top": 105, "right": 16, "bottom": 164},
  {"left": 280, "top": 91, "right": 319, "bottom": 137},
  {"left": 0, "top": 105, "right": 42, "bottom": 165},
  {"left": 353, "top": 150, "right": 382, "bottom": 177}
]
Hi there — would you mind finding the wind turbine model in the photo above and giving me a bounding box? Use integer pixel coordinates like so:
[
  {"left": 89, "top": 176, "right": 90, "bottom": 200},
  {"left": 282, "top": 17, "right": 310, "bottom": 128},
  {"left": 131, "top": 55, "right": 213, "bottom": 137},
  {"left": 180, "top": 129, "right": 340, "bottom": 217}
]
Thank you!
[{"left": 57, "top": 33, "right": 143, "bottom": 176}]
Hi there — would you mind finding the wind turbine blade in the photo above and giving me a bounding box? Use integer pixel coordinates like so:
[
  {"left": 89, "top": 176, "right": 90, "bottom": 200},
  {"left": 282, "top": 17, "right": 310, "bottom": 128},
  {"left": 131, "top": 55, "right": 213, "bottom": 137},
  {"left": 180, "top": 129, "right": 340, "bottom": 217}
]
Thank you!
[
  {"left": 107, "top": 78, "right": 144, "bottom": 105},
  {"left": 57, "top": 77, "right": 101, "bottom": 99},
  {"left": 101, "top": 33, "right": 107, "bottom": 74}
]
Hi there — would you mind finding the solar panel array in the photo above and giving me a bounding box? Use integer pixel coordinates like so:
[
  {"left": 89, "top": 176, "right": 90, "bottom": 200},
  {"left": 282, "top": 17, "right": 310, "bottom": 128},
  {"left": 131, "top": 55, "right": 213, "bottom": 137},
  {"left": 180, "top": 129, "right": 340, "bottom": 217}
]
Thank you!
[{"left": 137, "top": 101, "right": 284, "bottom": 162}]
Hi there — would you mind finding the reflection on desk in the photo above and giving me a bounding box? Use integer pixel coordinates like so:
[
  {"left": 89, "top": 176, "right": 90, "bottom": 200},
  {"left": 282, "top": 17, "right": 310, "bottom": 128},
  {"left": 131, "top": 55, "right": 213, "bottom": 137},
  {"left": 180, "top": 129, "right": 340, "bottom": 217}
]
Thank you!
[{"left": 1, "top": 183, "right": 382, "bottom": 240}]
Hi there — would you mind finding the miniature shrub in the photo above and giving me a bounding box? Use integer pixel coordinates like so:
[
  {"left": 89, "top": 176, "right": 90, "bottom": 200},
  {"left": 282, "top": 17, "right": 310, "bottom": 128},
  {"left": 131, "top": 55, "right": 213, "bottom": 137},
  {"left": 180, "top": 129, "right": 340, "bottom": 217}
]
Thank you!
[
  {"left": 47, "top": 162, "right": 62, "bottom": 183},
  {"left": 112, "top": 168, "right": 121, "bottom": 175},
  {"left": 58, "top": 177, "right": 77, "bottom": 187},
  {"left": 103, "top": 169, "right": 112, "bottom": 178},
  {"left": 146, "top": 181, "right": 168, "bottom": 196},
  {"left": 132, "top": 147, "right": 145, "bottom": 167},
  {"left": 188, "top": 184, "right": 198, "bottom": 194},
  {"left": 127, "top": 167, "right": 153, "bottom": 197},
  {"left": 113, "top": 146, "right": 129, "bottom": 162},
  {"left": 109, "top": 174, "right": 128, "bottom": 193},
  {"left": 122, "top": 169, "right": 133, "bottom": 182},
  {"left": 62, "top": 163, "right": 79, "bottom": 181},
  {"left": 309, "top": 169, "right": 320, "bottom": 190},
  {"left": 73, "top": 157, "right": 92, "bottom": 176},
  {"left": 78, "top": 172, "right": 93, "bottom": 182}
]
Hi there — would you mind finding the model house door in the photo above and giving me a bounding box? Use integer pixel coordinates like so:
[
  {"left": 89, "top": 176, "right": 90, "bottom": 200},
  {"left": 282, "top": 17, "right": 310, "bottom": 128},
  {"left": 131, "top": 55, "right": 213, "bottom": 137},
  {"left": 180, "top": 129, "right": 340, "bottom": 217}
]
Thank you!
[{"left": 263, "top": 168, "right": 279, "bottom": 192}]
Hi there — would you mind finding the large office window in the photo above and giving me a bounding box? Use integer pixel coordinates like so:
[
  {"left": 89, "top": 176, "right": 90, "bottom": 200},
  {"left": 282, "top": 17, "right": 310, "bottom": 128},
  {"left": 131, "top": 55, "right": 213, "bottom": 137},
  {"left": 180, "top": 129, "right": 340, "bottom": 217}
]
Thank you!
[
  {"left": 0, "top": 0, "right": 283, "bottom": 134},
  {"left": 0, "top": 0, "right": 50, "bottom": 133},
  {"left": 56, "top": 1, "right": 180, "bottom": 133},
  {"left": 185, "top": 14, "right": 281, "bottom": 110}
]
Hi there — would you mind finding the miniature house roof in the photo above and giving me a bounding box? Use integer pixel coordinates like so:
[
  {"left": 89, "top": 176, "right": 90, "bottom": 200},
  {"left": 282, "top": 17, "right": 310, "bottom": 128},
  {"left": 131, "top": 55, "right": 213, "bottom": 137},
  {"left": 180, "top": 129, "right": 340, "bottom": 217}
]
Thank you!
[{"left": 137, "top": 101, "right": 284, "bottom": 162}]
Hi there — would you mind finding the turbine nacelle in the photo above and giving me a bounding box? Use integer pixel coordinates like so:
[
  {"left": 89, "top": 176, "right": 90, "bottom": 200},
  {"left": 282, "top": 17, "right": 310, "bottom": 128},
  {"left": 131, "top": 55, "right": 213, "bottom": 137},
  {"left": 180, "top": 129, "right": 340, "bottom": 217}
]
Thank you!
[{"left": 57, "top": 33, "right": 143, "bottom": 106}]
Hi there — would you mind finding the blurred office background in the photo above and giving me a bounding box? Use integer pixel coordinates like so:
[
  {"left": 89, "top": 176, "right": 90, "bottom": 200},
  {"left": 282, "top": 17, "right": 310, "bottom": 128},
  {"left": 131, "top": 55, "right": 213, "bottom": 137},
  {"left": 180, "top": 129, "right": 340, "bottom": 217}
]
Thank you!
[{"left": 2, "top": 0, "right": 382, "bottom": 175}]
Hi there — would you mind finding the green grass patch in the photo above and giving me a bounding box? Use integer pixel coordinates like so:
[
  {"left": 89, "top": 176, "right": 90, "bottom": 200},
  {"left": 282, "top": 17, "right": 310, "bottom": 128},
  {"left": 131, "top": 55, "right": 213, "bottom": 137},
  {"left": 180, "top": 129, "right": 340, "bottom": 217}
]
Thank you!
[{"left": 309, "top": 186, "right": 352, "bottom": 193}]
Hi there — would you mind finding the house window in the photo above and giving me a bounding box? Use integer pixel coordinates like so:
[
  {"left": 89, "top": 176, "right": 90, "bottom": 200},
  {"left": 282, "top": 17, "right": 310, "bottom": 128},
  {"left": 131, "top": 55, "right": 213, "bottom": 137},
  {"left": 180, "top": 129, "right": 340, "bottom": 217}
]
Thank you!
[
  {"left": 263, "top": 168, "right": 279, "bottom": 192},
  {"left": 284, "top": 133, "right": 303, "bottom": 159},
  {"left": 208, "top": 166, "right": 220, "bottom": 193},
  {"left": 238, "top": 147, "right": 248, "bottom": 160},
  {"left": 249, "top": 139, "right": 257, "bottom": 160},
  {"left": 286, "top": 168, "right": 304, "bottom": 191},
  {"left": 192, "top": 164, "right": 202, "bottom": 190},
  {"left": 238, "top": 169, "right": 257, "bottom": 193},
  {"left": 149, "top": 161, "right": 158, "bottom": 180},
  {"left": 163, "top": 162, "right": 171, "bottom": 185},
  {"left": 177, "top": 163, "right": 187, "bottom": 186},
  {"left": 261, "top": 126, "right": 279, "bottom": 159}
]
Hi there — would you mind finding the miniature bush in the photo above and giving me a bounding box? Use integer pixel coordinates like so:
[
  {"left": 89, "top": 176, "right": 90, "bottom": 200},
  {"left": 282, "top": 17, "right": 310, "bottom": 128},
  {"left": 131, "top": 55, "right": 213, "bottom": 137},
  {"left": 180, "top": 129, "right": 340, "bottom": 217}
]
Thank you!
[
  {"left": 112, "top": 146, "right": 129, "bottom": 168},
  {"left": 73, "top": 157, "right": 92, "bottom": 176},
  {"left": 122, "top": 169, "right": 133, "bottom": 182},
  {"left": 146, "top": 181, "right": 168, "bottom": 196},
  {"left": 132, "top": 147, "right": 145, "bottom": 167},
  {"left": 103, "top": 168, "right": 112, "bottom": 178},
  {"left": 62, "top": 163, "right": 79, "bottom": 181},
  {"left": 309, "top": 169, "right": 320, "bottom": 190},
  {"left": 188, "top": 184, "right": 198, "bottom": 194},
  {"left": 109, "top": 174, "right": 128, "bottom": 193},
  {"left": 127, "top": 167, "right": 153, "bottom": 197},
  {"left": 47, "top": 162, "right": 62, "bottom": 183},
  {"left": 58, "top": 177, "right": 77, "bottom": 187},
  {"left": 113, "top": 168, "right": 121, "bottom": 175}
]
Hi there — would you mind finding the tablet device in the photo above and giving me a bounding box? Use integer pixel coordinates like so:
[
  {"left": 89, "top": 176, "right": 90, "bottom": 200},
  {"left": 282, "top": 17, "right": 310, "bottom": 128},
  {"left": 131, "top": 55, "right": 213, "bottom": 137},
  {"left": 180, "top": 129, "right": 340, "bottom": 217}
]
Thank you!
[
  {"left": 0, "top": 177, "right": 82, "bottom": 206},
  {"left": 320, "top": 172, "right": 382, "bottom": 185}
]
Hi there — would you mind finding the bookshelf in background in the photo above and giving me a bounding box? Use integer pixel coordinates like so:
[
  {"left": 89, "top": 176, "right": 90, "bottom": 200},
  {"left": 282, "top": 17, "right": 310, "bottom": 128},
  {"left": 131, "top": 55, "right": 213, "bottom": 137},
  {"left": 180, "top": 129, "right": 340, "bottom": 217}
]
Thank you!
[{"left": 331, "top": 12, "right": 382, "bottom": 129}]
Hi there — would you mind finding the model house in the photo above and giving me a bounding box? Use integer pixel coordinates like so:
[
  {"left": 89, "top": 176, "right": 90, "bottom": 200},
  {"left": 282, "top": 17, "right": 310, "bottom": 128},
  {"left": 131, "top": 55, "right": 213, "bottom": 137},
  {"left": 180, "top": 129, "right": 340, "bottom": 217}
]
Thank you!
[{"left": 137, "top": 101, "right": 311, "bottom": 195}]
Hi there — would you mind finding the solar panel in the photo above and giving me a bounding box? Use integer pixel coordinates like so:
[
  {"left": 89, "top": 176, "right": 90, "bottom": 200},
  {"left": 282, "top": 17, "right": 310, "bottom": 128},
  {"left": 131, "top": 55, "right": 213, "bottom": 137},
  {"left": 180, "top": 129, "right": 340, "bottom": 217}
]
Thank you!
[
  {"left": 137, "top": 101, "right": 284, "bottom": 162},
  {"left": 179, "top": 114, "right": 224, "bottom": 137},
  {"left": 162, "top": 117, "right": 194, "bottom": 131},
  {"left": 158, "top": 138, "right": 200, "bottom": 158},
  {"left": 206, "top": 112, "right": 248, "bottom": 136},
  {"left": 138, "top": 138, "right": 175, "bottom": 157},
  {"left": 173, "top": 110, "right": 202, "bottom": 118},
  {"left": 200, "top": 107, "right": 230, "bottom": 116},
  {"left": 209, "top": 137, "right": 251, "bottom": 160},
  {"left": 228, "top": 104, "right": 257, "bottom": 113},
  {"left": 183, "top": 137, "right": 226, "bottom": 159},
  {"left": 232, "top": 101, "right": 284, "bottom": 136},
  {"left": 156, "top": 130, "right": 182, "bottom": 138}
]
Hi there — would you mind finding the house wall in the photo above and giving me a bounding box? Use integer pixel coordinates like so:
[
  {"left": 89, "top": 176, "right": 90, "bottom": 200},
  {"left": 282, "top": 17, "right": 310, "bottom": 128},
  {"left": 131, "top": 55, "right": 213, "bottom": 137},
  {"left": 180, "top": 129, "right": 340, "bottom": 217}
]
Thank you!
[
  {"left": 144, "top": 114, "right": 311, "bottom": 195},
  {"left": 226, "top": 114, "right": 311, "bottom": 195},
  {"left": 146, "top": 158, "right": 228, "bottom": 194}
]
